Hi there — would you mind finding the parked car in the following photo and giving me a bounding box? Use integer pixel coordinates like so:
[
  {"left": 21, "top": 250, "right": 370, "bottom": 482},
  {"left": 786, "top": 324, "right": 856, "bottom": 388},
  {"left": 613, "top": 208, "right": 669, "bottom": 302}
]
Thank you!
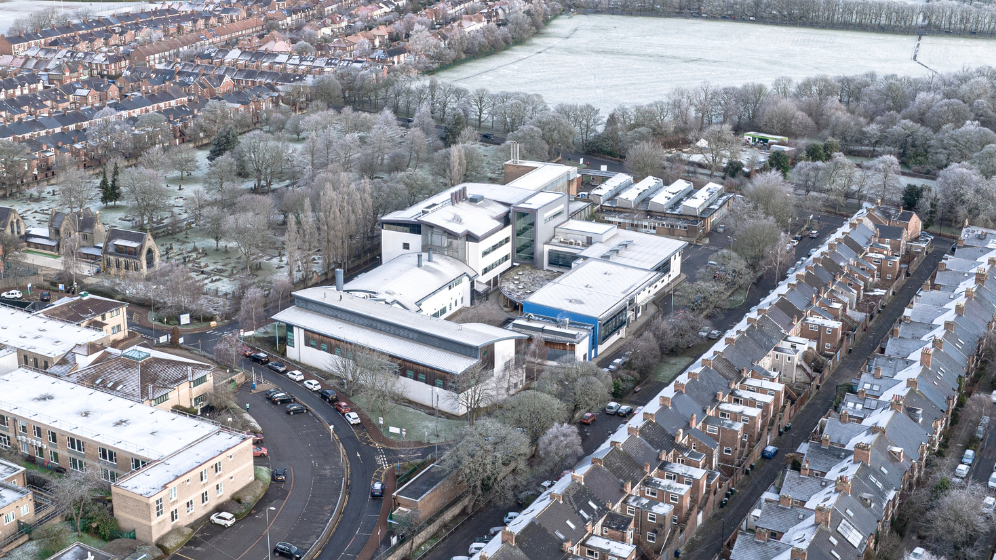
[
  {"left": 271, "top": 393, "right": 295, "bottom": 404},
  {"left": 285, "top": 370, "right": 304, "bottom": 381},
  {"left": 210, "top": 512, "right": 236, "bottom": 527},
  {"left": 370, "top": 481, "right": 384, "bottom": 497},
  {"left": 809, "top": 230, "right": 818, "bottom": 238},
  {"left": 617, "top": 405, "right": 634, "bottom": 417},
  {"left": 39, "top": 291, "right": 51, "bottom": 302},
  {"left": 715, "top": 224, "right": 726, "bottom": 233},
  {"left": 540, "top": 480, "right": 554, "bottom": 491},
  {"left": 698, "top": 328, "right": 711, "bottom": 338},
  {"left": 241, "top": 347, "right": 255, "bottom": 357},
  {"left": 909, "top": 549, "right": 925, "bottom": 560},
  {"left": 335, "top": 401, "right": 351, "bottom": 414},
  {"left": 605, "top": 402, "right": 620, "bottom": 414},
  {"left": 274, "top": 542, "right": 303, "bottom": 560},
  {"left": 303, "top": 379, "right": 321, "bottom": 391},
  {"left": 1, "top": 290, "right": 23, "bottom": 300},
  {"left": 468, "top": 543, "right": 486, "bottom": 555},
  {"left": 344, "top": 412, "right": 361, "bottom": 425},
  {"left": 580, "top": 412, "right": 597, "bottom": 424},
  {"left": 503, "top": 512, "right": 520, "bottom": 524},
  {"left": 252, "top": 433, "right": 265, "bottom": 444},
  {"left": 285, "top": 403, "right": 306, "bottom": 415},
  {"left": 489, "top": 527, "right": 505, "bottom": 536},
  {"left": 708, "top": 330, "right": 722, "bottom": 340},
  {"left": 989, "top": 472, "right": 996, "bottom": 490},
  {"left": 272, "top": 468, "right": 287, "bottom": 482},
  {"left": 263, "top": 389, "right": 282, "bottom": 399},
  {"left": 481, "top": 133, "right": 494, "bottom": 140},
  {"left": 268, "top": 362, "right": 288, "bottom": 373},
  {"left": 319, "top": 389, "right": 338, "bottom": 403},
  {"left": 450, "top": 557, "right": 471, "bottom": 560},
  {"left": 786, "top": 267, "right": 796, "bottom": 276},
  {"left": 955, "top": 464, "right": 970, "bottom": 479},
  {"left": 250, "top": 352, "right": 270, "bottom": 364},
  {"left": 762, "top": 446, "right": 779, "bottom": 459},
  {"left": 963, "top": 449, "right": 976, "bottom": 465},
  {"left": 253, "top": 446, "right": 268, "bottom": 457}
]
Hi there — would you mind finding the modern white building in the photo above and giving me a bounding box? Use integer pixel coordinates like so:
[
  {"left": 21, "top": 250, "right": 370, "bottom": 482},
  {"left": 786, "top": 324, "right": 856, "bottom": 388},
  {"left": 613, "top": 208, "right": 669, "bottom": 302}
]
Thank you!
[
  {"left": 343, "top": 252, "right": 476, "bottom": 319},
  {"left": 680, "top": 182, "right": 724, "bottom": 216},
  {"left": 588, "top": 173, "right": 633, "bottom": 204},
  {"left": 273, "top": 287, "right": 527, "bottom": 415},
  {"left": 647, "top": 179, "right": 694, "bottom": 213},
  {"left": 0, "top": 304, "right": 108, "bottom": 372}
]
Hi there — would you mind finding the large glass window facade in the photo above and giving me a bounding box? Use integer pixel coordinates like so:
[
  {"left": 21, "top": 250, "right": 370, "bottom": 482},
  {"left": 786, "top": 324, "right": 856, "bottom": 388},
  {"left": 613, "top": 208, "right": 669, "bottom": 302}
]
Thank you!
[
  {"left": 548, "top": 250, "right": 579, "bottom": 269},
  {"left": 600, "top": 308, "right": 628, "bottom": 343},
  {"left": 514, "top": 212, "right": 535, "bottom": 262}
]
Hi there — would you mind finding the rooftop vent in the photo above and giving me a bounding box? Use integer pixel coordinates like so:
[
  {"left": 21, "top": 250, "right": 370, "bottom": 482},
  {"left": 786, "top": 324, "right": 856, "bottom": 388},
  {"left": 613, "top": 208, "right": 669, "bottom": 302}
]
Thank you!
[{"left": 468, "top": 194, "right": 484, "bottom": 204}]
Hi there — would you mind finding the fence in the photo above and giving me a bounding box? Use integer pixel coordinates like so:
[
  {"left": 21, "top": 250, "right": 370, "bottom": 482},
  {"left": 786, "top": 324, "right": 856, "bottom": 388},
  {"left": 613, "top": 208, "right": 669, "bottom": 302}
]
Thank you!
[{"left": 369, "top": 494, "right": 476, "bottom": 560}]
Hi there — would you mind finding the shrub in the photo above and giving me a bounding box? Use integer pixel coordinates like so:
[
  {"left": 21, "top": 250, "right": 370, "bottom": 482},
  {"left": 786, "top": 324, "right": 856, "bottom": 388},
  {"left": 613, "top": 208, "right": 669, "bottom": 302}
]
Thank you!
[
  {"left": 157, "top": 527, "right": 194, "bottom": 555},
  {"left": 33, "top": 523, "right": 72, "bottom": 558}
]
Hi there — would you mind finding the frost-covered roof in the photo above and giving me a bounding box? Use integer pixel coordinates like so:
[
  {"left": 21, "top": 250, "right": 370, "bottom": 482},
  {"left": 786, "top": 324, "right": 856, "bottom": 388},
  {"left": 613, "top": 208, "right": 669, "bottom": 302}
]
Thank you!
[
  {"left": 115, "top": 430, "right": 248, "bottom": 497},
  {"left": 0, "top": 305, "right": 106, "bottom": 358}
]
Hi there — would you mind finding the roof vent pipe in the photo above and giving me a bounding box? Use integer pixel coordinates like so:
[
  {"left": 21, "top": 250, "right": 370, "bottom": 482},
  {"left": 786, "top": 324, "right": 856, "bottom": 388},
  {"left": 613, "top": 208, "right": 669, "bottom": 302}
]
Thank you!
[{"left": 335, "top": 268, "right": 344, "bottom": 291}]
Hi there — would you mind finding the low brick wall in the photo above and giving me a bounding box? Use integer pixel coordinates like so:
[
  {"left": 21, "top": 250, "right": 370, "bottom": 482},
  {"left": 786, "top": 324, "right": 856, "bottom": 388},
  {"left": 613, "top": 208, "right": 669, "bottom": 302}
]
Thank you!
[{"left": 379, "top": 494, "right": 474, "bottom": 560}]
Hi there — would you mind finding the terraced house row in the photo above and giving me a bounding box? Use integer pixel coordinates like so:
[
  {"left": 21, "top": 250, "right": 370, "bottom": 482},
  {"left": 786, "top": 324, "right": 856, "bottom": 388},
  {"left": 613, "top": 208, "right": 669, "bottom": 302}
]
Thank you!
[
  {"left": 727, "top": 223, "right": 996, "bottom": 560},
  {"left": 471, "top": 206, "right": 931, "bottom": 560}
]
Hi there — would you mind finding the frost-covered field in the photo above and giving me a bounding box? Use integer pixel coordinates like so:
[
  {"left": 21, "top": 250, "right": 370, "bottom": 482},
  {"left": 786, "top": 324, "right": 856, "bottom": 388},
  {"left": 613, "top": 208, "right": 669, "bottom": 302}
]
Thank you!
[
  {"left": 437, "top": 15, "right": 996, "bottom": 113},
  {"left": 0, "top": 0, "right": 145, "bottom": 34}
]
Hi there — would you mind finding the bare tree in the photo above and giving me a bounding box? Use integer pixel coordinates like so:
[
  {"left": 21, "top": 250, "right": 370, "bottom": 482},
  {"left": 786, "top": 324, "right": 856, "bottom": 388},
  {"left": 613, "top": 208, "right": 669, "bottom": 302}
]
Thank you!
[
  {"left": 60, "top": 234, "right": 83, "bottom": 289},
  {"left": 744, "top": 171, "right": 797, "bottom": 228},
  {"left": 624, "top": 140, "right": 665, "bottom": 179},
  {"left": 58, "top": 168, "right": 98, "bottom": 214},
  {"left": 924, "top": 485, "right": 991, "bottom": 560},
  {"left": 53, "top": 467, "right": 103, "bottom": 536},
  {"left": 393, "top": 508, "right": 425, "bottom": 560},
  {"left": 225, "top": 211, "right": 271, "bottom": 273},
  {"left": 214, "top": 332, "right": 244, "bottom": 371},
  {"left": 271, "top": 277, "right": 293, "bottom": 312},
  {"left": 0, "top": 140, "right": 29, "bottom": 197},
  {"left": 0, "top": 232, "right": 24, "bottom": 283},
  {"left": 651, "top": 312, "right": 707, "bottom": 354},
  {"left": 761, "top": 232, "right": 796, "bottom": 278},
  {"left": 443, "top": 418, "right": 530, "bottom": 506},
  {"left": 121, "top": 167, "right": 171, "bottom": 231},
  {"left": 697, "top": 124, "right": 741, "bottom": 178},
  {"left": 447, "top": 363, "right": 501, "bottom": 426},
  {"left": 147, "top": 263, "right": 203, "bottom": 321},
  {"left": 170, "top": 144, "right": 200, "bottom": 179},
  {"left": 537, "top": 423, "right": 584, "bottom": 470},
  {"left": 867, "top": 154, "right": 903, "bottom": 205},
  {"left": 205, "top": 153, "right": 241, "bottom": 207}
]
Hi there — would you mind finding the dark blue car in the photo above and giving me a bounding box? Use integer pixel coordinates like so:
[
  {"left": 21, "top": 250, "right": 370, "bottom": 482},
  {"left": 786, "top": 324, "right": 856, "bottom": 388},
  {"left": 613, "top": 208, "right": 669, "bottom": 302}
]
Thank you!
[{"left": 762, "top": 446, "right": 778, "bottom": 459}]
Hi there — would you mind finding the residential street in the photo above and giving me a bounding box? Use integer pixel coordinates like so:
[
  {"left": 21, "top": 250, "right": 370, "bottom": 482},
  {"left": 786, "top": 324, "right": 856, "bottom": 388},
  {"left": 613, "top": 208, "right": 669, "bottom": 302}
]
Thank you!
[{"left": 680, "top": 240, "right": 952, "bottom": 560}]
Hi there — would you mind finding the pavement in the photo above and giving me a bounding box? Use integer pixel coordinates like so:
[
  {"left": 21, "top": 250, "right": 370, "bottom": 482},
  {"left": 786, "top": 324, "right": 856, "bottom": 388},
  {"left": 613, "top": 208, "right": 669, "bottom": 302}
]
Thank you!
[{"left": 680, "top": 239, "right": 952, "bottom": 560}]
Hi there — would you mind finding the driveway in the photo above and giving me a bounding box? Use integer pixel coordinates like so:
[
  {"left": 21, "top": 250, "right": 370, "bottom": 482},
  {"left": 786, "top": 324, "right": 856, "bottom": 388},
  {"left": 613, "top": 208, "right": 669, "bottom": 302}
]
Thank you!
[{"left": 175, "top": 383, "right": 345, "bottom": 560}]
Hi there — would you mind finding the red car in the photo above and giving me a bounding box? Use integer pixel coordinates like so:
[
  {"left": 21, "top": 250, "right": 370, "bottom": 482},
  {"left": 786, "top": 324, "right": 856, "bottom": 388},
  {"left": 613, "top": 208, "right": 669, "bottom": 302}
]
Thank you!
[
  {"left": 253, "top": 446, "right": 268, "bottom": 457},
  {"left": 252, "top": 433, "right": 264, "bottom": 444},
  {"left": 581, "top": 412, "right": 597, "bottom": 425},
  {"left": 334, "top": 401, "right": 351, "bottom": 414},
  {"left": 240, "top": 347, "right": 254, "bottom": 357}
]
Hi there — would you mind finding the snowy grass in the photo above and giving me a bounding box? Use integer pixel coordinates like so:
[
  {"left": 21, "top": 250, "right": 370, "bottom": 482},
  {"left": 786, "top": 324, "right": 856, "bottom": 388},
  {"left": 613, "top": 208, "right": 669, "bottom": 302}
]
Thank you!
[
  {"left": 437, "top": 14, "right": 996, "bottom": 114},
  {"left": 0, "top": 0, "right": 146, "bottom": 34},
  {"left": 351, "top": 394, "right": 466, "bottom": 443},
  {"left": 654, "top": 355, "right": 696, "bottom": 384}
]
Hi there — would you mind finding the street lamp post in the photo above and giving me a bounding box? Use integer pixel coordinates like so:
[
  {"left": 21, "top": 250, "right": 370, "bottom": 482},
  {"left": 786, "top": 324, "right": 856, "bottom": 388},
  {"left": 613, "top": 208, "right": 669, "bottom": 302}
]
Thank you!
[{"left": 265, "top": 506, "right": 277, "bottom": 560}]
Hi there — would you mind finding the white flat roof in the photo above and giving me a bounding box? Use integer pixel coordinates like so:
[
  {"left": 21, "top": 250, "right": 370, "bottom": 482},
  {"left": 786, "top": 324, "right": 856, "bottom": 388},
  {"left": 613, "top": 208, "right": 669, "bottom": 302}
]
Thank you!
[
  {"left": 515, "top": 191, "right": 563, "bottom": 209},
  {"left": 344, "top": 253, "right": 476, "bottom": 311},
  {"left": 556, "top": 219, "right": 615, "bottom": 236},
  {"left": 0, "top": 305, "right": 106, "bottom": 358},
  {"left": 506, "top": 162, "right": 576, "bottom": 190},
  {"left": 577, "top": 228, "right": 686, "bottom": 272},
  {"left": 0, "top": 368, "right": 220, "bottom": 459},
  {"left": 418, "top": 198, "right": 508, "bottom": 239},
  {"left": 525, "top": 259, "right": 659, "bottom": 319},
  {"left": 115, "top": 431, "right": 248, "bottom": 497},
  {"left": 381, "top": 183, "right": 535, "bottom": 223}
]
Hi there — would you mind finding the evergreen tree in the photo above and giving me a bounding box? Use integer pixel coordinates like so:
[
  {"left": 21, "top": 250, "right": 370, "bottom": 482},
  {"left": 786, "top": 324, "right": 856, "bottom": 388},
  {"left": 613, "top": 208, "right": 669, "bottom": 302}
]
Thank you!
[
  {"left": 98, "top": 169, "right": 110, "bottom": 206},
  {"left": 208, "top": 126, "right": 239, "bottom": 161},
  {"left": 109, "top": 163, "right": 121, "bottom": 207},
  {"left": 766, "top": 151, "right": 790, "bottom": 177}
]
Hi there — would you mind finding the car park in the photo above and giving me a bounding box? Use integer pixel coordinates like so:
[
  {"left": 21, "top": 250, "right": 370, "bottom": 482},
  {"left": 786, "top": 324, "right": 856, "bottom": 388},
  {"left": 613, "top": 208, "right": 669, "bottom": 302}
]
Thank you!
[
  {"left": 319, "top": 389, "right": 338, "bottom": 403},
  {"left": 617, "top": 405, "right": 634, "bottom": 417},
  {"left": 285, "top": 370, "right": 304, "bottom": 381},
  {"left": 955, "top": 464, "right": 970, "bottom": 479},
  {"left": 335, "top": 401, "right": 351, "bottom": 414},
  {"left": 580, "top": 412, "right": 597, "bottom": 424},
  {"left": 605, "top": 402, "right": 620, "bottom": 414},
  {"left": 250, "top": 353, "right": 270, "bottom": 364},
  {"left": 274, "top": 542, "right": 303, "bottom": 560},
  {"left": 268, "top": 362, "right": 288, "bottom": 373},
  {"left": 271, "top": 393, "right": 295, "bottom": 404},
  {"left": 210, "top": 512, "right": 236, "bottom": 527},
  {"left": 253, "top": 446, "right": 268, "bottom": 457},
  {"left": 272, "top": 468, "right": 287, "bottom": 482},
  {"left": 1, "top": 290, "right": 23, "bottom": 300},
  {"left": 285, "top": 403, "right": 306, "bottom": 415},
  {"left": 371, "top": 481, "right": 384, "bottom": 497},
  {"left": 503, "top": 512, "right": 519, "bottom": 524},
  {"left": 963, "top": 449, "right": 976, "bottom": 465},
  {"left": 344, "top": 412, "right": 361, "bottom": 425},
  {"left": 303, "top": 379, "right": 321, "bottom": 391},
  {"left": 762, "top": 446, "right": 778, "bottom": 459}
]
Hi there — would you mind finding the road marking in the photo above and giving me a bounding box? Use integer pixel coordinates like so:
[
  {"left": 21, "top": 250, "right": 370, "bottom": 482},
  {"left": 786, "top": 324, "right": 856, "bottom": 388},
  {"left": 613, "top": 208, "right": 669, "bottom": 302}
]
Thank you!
[
  {"left": 174, "top": 553, "right": 198, "bottom": 560},
  {"left": 230, "top": 468, "right": 294, "bottom": 560}
]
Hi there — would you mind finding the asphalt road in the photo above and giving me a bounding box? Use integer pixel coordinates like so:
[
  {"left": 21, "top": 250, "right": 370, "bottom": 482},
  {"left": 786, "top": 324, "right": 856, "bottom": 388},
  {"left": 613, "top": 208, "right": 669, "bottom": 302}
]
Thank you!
[
  {"left": 175, "top": 384, "right": 344, "bottom": 560},
  {"left": 680, "top": 239, "right": 952, "bottom": 560}
]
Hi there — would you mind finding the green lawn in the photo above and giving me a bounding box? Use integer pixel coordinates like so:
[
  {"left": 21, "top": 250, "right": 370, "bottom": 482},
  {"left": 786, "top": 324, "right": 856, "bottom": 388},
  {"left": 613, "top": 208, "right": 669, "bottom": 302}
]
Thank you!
[
  {"left": 654, "top": 355, "right": 696, "bottom": 384},
  {"left": 24, "top": 250, "right": 59, "bottom": 259},
  {"left": 351, "top": 394, "right": 466, "bottom": 443}
]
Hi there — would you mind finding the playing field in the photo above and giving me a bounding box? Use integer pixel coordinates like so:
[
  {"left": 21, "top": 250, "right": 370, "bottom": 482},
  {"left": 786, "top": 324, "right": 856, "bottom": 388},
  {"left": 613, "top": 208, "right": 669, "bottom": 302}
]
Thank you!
[
  {"left": 437, "top": 15, "right": 996, "bottom": 113},
  {"left": 0, "top": 0, "right": 145, "bottom": 34}
]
